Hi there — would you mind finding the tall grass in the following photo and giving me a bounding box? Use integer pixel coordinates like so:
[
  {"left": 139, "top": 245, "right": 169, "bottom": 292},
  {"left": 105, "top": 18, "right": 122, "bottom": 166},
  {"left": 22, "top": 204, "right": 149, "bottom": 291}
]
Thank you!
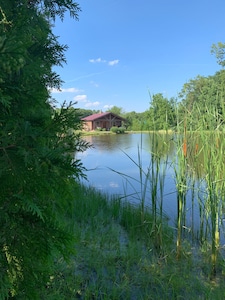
[
  {"left": 149, "top": 132, "right": 170, "bottom": 251},
  {"left": 197, "top": 130, "right": 225, "bottom": 276},
  {"left": 111, "top": 99, "right": 225, "bottom": 276},
  {"left": 173, "top": 136, "right": 188, "bottom": 258},
  {"left": 44, "top": 183, "right": 225, "bottom": 299},
  {"left": 174, "top": 98, "right": 225, "bottom": 275},
  {"left": 110, "top": 131, "right": 171, "bottom": 252}
]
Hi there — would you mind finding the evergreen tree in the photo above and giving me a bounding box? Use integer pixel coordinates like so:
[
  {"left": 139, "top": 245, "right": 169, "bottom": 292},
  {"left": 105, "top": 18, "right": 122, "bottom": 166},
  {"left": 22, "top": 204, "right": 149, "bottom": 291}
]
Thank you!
[{"left": 0, "top": 1, "right": 88, "bottom": 297}]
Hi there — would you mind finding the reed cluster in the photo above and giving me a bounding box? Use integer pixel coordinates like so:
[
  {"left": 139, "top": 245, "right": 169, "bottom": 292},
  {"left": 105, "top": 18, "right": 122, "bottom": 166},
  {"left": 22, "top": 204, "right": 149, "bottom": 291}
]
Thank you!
[
  {"left": 174, "top": 102, "right": 225, "bottom": 276},
  {"left": 110, "top": 100, "right": 225, "bottom": 278}
]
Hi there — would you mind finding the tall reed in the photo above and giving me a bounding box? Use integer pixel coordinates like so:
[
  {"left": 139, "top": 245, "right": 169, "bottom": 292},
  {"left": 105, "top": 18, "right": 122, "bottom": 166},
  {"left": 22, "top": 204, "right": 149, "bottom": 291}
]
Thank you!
[
  {"left": 173, "top": 134, "right": 188, "bottom": 258},
  {"left": 178, "top": 96, "right": 225, "bottom": 275},
  {"left": 199, "top": 131, "right": 224, "bottom": 276},
  {"left": 110, "top": 132, "right": 170, "bottom": 251},
  {"left": 149, "top": 132, "right": 169, "bottom": 249},
  {"left": 172, "top": 106, "right": 190, "bottom": 258},
  {"left": 112, "top": 95, "right": 225, "bottom": 273}
]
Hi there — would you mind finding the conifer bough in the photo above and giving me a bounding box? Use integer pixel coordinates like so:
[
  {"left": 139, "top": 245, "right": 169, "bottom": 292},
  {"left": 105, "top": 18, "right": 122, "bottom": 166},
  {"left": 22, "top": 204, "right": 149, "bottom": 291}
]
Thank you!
[{"left": 0, "top": 0, "right": 88, "bottom": 298}]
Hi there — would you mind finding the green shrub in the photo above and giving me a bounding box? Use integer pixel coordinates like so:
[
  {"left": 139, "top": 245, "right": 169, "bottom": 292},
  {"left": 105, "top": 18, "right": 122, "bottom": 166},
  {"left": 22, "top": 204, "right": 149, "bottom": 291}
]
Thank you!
[{"left": 110, "top": 126, "right": 126, "bottom": 134}]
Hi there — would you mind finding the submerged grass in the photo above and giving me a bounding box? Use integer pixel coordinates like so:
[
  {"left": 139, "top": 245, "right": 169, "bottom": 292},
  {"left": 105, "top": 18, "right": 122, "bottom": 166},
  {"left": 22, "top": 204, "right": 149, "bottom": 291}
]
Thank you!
[{"left": 43, "top": 184, "right": 225, "bottom": 299}]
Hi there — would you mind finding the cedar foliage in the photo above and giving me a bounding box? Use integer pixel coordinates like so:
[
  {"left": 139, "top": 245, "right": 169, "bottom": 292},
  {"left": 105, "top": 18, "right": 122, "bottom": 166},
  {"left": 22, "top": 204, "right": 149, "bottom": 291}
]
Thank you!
[{"left": 0, "top": 1, "right": 87, "bottom": 298}]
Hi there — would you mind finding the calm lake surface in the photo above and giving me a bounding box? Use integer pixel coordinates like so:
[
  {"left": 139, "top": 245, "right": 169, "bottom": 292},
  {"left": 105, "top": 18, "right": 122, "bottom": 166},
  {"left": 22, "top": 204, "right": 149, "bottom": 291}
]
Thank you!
[{"left": 78, "top": 133, "right": 197, "bottom": 225}]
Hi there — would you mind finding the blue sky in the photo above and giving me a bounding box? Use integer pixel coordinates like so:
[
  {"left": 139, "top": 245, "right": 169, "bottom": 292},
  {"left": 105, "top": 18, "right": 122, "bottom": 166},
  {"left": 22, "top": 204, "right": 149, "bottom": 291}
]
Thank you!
[{"left": 51, "top": 0, "right": 225, "bottom": 113}]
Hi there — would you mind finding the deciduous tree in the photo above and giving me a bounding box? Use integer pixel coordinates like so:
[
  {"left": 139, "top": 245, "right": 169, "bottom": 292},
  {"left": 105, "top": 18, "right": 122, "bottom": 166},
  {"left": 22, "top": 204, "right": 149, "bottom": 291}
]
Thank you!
[
  {"left": 211, "top": 42, "right": 225, "bottom": 67},
  {"left": 178, "top": 71, "right": 225, "bottom": 130},
  {"left": 148, "top": 93, "right": 176, "bottom": 130},
  {"left": 107, "top": 105, "right": 125, "bottom": 116}
]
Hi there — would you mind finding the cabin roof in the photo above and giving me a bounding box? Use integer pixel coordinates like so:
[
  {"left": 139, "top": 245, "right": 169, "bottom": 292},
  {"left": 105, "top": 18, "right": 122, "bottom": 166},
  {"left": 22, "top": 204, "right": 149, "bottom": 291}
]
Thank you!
[{"left": 81, "top": 112, "right": 126, "bottom": 121}]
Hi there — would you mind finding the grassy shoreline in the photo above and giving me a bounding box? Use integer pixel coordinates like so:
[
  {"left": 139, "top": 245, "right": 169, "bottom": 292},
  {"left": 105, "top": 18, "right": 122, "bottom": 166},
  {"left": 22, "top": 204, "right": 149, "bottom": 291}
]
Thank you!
[
  {"left": 79, "top": 129, "right": 174, "bottom": 136},
  {"left": 46, "top": 184, "right": 225, "bottom": 299}
]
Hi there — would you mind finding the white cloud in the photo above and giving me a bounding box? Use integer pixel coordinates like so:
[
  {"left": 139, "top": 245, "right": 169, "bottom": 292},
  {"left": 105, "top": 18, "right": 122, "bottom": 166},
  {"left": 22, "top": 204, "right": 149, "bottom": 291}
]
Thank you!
[
  {"left": 109, "top": 181, "right": 119, "bottom": 188},
  {"left": 73, "top": 94, "right": 87, "bottom": 102},
  {"left": 89, "top": 58, "right": 119, "bottom": 66},
  {"left": 108, "top": 59, "right": 119, "bottom": 66},
  {"left": 62, "top": 87, "right": 80, "bottom": 93},
  {"left": 89, "top": 58, "right": 106, "bottom": 63},
  {"left": 49, "top": 87, "right": 61, "bottom": 93},
  {"left": 50, "top": 87, "right": 80, "bottom": 93},
  {"left": 103, "top": 104, "right": 113, "bottom": 109},
  {"left": 85, "top": 101, "right": 100, "bottom": 107},
  {"left": 74, "top": 95, "right": 100, "bottom": 108}
]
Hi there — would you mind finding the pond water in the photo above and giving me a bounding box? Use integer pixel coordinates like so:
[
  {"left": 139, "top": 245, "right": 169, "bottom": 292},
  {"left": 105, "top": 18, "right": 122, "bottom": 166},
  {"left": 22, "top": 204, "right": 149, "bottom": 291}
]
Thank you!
[{"left": 78, "top": 133, "right": 199, "bottom": 226}]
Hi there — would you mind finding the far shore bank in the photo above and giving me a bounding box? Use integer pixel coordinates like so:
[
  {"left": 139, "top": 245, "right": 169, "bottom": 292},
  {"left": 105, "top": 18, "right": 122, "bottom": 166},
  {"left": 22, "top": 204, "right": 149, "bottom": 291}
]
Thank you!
[{"left": 78, "top": 129, "right": 174, "bottom": 136}]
